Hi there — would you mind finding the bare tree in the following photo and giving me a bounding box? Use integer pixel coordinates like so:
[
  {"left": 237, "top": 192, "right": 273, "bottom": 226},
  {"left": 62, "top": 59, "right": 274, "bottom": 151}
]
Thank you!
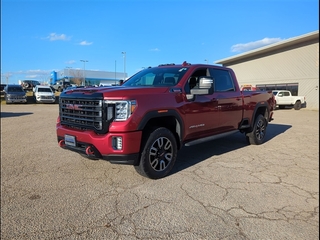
[
  {"left": 1, "top": 72, "right": 12, "bottom": 84},
  {"left": 69, "top": 69, "right": 83, "bottom": 86}
]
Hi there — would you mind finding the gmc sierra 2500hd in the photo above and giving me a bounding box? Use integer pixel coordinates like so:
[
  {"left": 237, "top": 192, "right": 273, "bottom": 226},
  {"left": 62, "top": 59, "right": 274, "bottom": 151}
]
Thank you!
[{"left": 56, "top": 62, "right": 275, "bottom": 179}]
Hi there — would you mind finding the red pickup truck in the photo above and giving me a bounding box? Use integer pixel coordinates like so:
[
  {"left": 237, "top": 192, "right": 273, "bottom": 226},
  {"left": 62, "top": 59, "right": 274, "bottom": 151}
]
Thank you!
[{"left": 56, "top": 62, "right": 275, "bottom": 179}]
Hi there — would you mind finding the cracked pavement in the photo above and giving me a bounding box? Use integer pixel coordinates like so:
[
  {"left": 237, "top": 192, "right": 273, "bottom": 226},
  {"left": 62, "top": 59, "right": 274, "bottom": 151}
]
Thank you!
[{"left": 1, "top": 104, "right": 318, "bottom": 239}]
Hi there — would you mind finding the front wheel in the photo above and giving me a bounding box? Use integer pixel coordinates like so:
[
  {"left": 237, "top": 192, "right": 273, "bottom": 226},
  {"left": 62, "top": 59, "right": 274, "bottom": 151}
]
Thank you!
[
  {"left": 135, "top": 127, "right": 177, "bottom": 179},
  {"left": 246, "top": 114, "right": 267, "bottom": 145}
]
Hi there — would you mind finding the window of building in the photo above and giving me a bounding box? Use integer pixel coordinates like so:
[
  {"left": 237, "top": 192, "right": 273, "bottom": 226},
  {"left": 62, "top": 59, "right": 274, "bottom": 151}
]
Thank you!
[{"left": 256, "top": 83, "right": 299, "bottom": 96}]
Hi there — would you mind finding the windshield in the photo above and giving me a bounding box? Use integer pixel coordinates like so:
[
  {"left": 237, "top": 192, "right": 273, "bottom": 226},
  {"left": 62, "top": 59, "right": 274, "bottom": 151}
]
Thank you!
[
  {"left": 8, "top": 87, "right": 24, "bottom": 92},
  {"left": 38, "top": 88, "right": 52, "bottom": 93},
  {"left": 122, "top": 66, "right": 189, "bottom": 87},
  {"left": 272, "top": 91, "right": 278, "bottom": 95}
]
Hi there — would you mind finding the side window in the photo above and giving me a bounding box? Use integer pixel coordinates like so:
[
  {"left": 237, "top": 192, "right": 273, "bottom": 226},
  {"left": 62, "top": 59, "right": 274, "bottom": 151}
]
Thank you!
[
  {"left": 185, "top": 68, "right": 208, "bottom": 93},
  {"left": 209, "top": 69, "right": 235, "bottom": 92},
  {"left": 283, "top": 91, "right": 290, "bottom": 97},
  {"left": 141, "top": 73, "right": 156, "bottom": 85}
]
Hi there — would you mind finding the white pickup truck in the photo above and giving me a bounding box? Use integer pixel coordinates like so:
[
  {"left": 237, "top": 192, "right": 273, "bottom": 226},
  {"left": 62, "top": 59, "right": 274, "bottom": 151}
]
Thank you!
[{"left": 272, "top": 90, "right": 305, "bottom": 110}]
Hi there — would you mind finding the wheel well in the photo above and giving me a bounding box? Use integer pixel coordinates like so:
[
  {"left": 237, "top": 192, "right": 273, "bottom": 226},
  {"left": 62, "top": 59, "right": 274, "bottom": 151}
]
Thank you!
[
  {"left": 255, "top": 106, "right": 269, "bottom": 122},
  {"left": 243, "top": 106, "right": 269, "bottom": 133},
  {"left": 141, "top": 116, "right": 182, "bottom": 150}
]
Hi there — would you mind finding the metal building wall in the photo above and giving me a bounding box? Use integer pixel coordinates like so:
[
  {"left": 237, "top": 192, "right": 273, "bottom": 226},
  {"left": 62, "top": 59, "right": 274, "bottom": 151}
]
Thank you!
[{"left": 223, "top": 41, "right": 319, "bottom": 110}]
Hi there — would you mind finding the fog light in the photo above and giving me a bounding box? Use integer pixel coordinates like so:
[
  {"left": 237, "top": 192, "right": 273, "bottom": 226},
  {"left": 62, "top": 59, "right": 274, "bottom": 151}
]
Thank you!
[{"left": 112, "top": 136, "right": 123, "bottom": 150}]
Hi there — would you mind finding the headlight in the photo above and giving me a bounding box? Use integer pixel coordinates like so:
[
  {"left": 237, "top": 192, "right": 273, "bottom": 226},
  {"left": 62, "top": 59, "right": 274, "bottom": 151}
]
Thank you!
[{"left": 105, "top": 100, "right": 137, "bottom": 121}]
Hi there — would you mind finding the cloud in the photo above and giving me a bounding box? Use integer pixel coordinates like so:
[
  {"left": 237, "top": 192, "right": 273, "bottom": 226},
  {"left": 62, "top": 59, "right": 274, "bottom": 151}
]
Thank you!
[
  {"left": 79, "top": 41, "right": 93, "bottom": 46},
  {"left": 25, "top": 75, "right": 38, "bottom": 78},
  {"left": 231, "top": 37, "right": 284, "bottom": 53},
  {"left": 26, "top": 69, "right": 51, "bottom": 75},
  {"left": 149, "top": 48, "right": 160, "bottom": 52},
  {"left": 45, "top": 33, "right": 71, "bottom": 41},
  {"left": 65, "top": 60, "right": 76, "bottom": 64}
]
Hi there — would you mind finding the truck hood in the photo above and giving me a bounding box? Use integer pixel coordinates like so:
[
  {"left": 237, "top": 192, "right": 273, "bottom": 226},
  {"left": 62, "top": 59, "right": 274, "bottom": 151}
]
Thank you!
[
  {"left": 36, "top": 92, "right": 54, "bottom": 96},
  {"left": 6, "top": 92, "right": 26, "bottom": 96},
  {"left": 62, "top": 86, "right": 170, "bottom": 98}
]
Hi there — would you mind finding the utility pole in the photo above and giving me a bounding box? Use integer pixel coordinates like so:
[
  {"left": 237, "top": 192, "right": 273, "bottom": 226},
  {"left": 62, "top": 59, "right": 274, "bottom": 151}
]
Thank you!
[
  {"left": 121, "top": 52, "right": 126, "bottom": 81},
  {"left": 80, "top": 60, "right": 88, "bottom": 86},
  {"left": 115, "top": 60, "right": 117, "bottom": 84}
]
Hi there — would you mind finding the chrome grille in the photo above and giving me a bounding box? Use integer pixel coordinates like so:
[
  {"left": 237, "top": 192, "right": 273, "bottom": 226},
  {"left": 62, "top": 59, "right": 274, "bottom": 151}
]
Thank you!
[
  {"left": 40, "top": 96, "right": 53, "bottom": 99},
  {"left": 60, "top": 98, "right": 105, "bottom": 132}
]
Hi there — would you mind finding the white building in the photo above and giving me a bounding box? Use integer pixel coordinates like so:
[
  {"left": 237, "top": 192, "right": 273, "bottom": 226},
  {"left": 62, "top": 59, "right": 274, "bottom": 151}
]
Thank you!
[
  {"left": 51, "top": 69, "right": 127, "bottom": 86},
  {"left": 215, "top": 30, "right": 319, "bottom": 110}
]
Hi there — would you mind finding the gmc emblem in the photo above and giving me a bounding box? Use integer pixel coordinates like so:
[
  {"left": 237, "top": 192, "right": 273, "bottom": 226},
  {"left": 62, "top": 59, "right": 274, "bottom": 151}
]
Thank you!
[{"left": 66, "top": 104, "right": 83, "bottom": 110}]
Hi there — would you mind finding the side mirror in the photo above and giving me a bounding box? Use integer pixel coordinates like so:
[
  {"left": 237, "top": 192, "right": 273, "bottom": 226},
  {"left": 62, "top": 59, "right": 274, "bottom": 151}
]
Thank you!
[
  {"left": 278, "top": 93, "right": 283, "bottom": 97},
  {"left": 190, "top": 76, "right": 213, "bottom": 95}
]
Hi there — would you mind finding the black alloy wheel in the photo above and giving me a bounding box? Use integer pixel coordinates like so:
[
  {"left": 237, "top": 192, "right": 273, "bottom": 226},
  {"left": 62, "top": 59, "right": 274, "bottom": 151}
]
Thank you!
[
  {"left": 246, "top": 114, "right": 267, "bottom": 145},
  {"left": 135, "top": 127, "right": 177, "bottom": 179}
]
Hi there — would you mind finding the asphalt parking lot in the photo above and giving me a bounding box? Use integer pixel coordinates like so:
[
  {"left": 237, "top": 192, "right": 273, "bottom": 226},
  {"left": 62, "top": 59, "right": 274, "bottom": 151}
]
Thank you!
[{"left": 1, "top": 104, "right": 319, "bottom": 240}]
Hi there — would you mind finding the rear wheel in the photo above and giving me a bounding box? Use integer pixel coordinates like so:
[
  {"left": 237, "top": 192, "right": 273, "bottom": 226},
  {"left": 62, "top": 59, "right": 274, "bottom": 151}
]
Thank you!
[
  {"left": 246, "top": 114, "right": 267, "bottom": 145},
  {"left": 294, "top": 101, "right": 301, "bottom": 110},
  {"left": 135, "top": 127, "right": 177, "bottom": 179}
]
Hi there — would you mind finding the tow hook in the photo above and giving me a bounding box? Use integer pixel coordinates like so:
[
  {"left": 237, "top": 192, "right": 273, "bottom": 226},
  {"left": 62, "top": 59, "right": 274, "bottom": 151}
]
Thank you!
[
  {"left": 58, "top": 140, "right": 66, "bottom": 148},
  {"left": 85, "top": 146, "right": 95, "bottom": 156}
]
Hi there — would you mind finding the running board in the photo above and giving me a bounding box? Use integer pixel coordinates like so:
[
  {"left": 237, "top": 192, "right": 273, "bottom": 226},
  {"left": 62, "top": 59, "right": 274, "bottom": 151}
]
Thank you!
[{"left": 184, "top": 130, "right": 238, "bottom": 147}]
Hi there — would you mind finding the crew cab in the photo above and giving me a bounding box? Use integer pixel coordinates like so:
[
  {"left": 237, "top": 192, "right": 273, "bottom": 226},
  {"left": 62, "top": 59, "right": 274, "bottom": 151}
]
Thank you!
[
  {"left": 272, "top": 90, "right": 305, "bottom": 110},
  {"left": 56, "top": 62, "right": 275, "bottom": 179}
]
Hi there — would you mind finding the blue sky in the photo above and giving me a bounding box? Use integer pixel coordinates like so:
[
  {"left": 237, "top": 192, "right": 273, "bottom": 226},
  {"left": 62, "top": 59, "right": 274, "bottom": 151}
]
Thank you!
[{"left": 1, "top": 0, "right": 319, "bottom": 84}]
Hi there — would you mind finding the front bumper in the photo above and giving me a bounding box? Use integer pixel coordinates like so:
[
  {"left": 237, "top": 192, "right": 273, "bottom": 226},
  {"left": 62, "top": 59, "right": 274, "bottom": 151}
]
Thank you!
[
  {"left": 6, "top": 98, "right": 27, "bottom": 103},
  {"left": 36, "top": 98, "right": 55, "bottom": 103},
  {"left": 56, "top": 124, "right": 142, "bottom": 165}
]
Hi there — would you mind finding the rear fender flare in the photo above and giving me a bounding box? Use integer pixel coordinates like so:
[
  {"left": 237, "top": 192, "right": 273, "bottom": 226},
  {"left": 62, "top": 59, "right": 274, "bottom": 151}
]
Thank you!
[{"left": 250, "top": 102, "right": 270, "bottom": 129}]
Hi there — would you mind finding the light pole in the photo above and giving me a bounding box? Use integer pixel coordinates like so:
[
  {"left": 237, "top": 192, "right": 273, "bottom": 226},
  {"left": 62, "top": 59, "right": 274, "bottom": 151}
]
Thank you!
[
  {"left": 121, "top": 52, "right": 126, "bottom": 81},
  {"left": 80, "top": 60, "right": 88, "bottom": 86},
  {"left": 115, "top": 60, "right": 118, "bottom": 85}
]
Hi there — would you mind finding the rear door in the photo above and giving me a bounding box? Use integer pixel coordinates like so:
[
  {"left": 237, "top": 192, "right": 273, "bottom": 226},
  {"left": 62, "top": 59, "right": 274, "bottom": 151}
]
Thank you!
[
  {"left": 209, "top": 68, "right": 243, "bottom": 132},
  {"left": 282, "top": 91, "right": 294, "bottom": 104}
]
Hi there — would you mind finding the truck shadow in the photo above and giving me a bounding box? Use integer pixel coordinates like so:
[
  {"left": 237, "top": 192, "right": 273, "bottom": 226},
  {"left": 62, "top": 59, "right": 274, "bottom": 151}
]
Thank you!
[
  {"left": 0, "top": 112, "right": 33, "bottom": 118},
  {"left": 171, "top": 123, "right": 292, "bottom": 176}
]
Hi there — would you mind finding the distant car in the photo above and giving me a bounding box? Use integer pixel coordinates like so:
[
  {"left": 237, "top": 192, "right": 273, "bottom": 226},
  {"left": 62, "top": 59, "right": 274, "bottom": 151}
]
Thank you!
[
  {"left": 272, "top": 90, "right": 306, "bottom": 110},
  {"left": 51, "top": 80, "right": 71, "bottom": 92},
  {"left": 1, "top": 84, "right": 7, "bottom": 92},
  {"left": 21, "top": 80, "right": 41, "bottom": 91},
  {"left": 63, "top": 85, "right": 83, "bottom": 92},
  {"left": 33, "top": 85, "right": 55, "bottom": 103},
  {"left": 4, "top": 84, "right": 27, "bottom": 104}
]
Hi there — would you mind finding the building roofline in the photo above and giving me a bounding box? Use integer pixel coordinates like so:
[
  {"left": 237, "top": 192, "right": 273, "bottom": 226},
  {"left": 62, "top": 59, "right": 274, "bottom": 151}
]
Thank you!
[{"left": 215, "top": 30, "right": 319, "bottom": 64}]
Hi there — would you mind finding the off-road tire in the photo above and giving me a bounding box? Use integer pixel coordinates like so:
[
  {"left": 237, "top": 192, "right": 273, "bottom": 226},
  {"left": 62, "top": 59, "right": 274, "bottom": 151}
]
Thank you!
[
  {"left": 294, "top": 101, "right": 301, "bottom": 110},
  {"left": 135, "top": 127, "right": 177, "bottom": 179},
  {"left": 246, "top": 114, "right": 267, "bottom": 145}
]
